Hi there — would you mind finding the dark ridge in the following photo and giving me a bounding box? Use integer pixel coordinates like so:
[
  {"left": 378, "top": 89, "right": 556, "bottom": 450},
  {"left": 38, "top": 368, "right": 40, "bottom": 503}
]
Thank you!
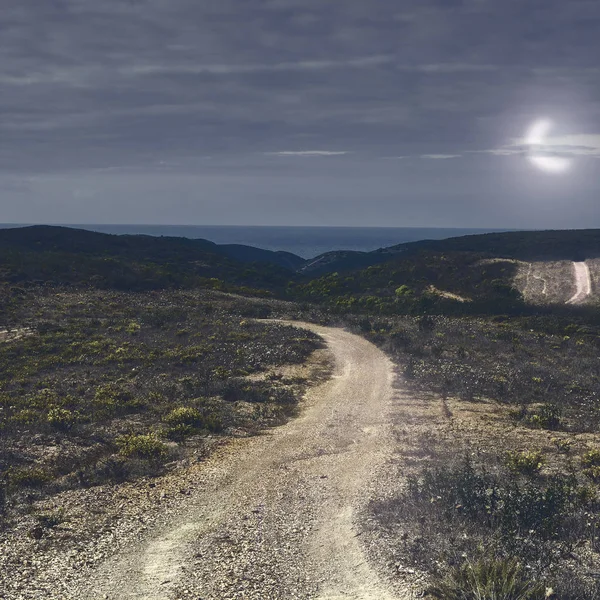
[
  {"left": 0, "top": 225, "right": 306, "bottom": 269},
  {"left": 301, "top": 229, "right": 600, "bottom": 275},
  {"left": 0, "top": 225, "right": 304, "bottom": 291},
  {"left": 388, "top": 229, "right": 600, "bottom": 261}
]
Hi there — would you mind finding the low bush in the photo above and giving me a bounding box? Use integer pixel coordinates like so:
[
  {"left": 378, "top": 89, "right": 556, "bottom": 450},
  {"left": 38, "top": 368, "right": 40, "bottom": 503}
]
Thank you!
[
  {"left": 404, "top": 458, "right": 591, "bottom": 554},
  {"left": 163, "top": 406, "right": 204, "bottom": 427},
  {"left": 116, "top": 433, "right": 168, "bottom": 460},
  {"left": 8, "top": 466, "right": 52, "bottom": 489},
  {"left": 162, "top": 406, "right": 213, "bottom": 440},
  {"left": 581, "top": 448, "right": 600, "bottom": 468},
  {"left": 47, "top": 407, "right": 79, "bottom": 431},
  {"left": 552, "top": 438, "right": 572, "bottom": 454},
  {"left": 581, "top": 449, "right": 600, "bottom": 482},
  {"left": 529, "top": 404, "right": 563, "bottom": 430},
  {"left": 506, "top": 450, "right": 544, "bottom": 476},
  {"left": 427, "top": 557, "right": 546, "bottom": 600}
]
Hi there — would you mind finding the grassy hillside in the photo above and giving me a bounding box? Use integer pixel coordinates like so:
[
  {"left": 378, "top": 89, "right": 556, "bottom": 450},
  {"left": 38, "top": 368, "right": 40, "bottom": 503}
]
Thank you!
[
  {"left": 343, "top": 311, "right": 600, "bottom": 599},
  {"left": 3, "top": 226, "right": 600, "bottom": 320}
]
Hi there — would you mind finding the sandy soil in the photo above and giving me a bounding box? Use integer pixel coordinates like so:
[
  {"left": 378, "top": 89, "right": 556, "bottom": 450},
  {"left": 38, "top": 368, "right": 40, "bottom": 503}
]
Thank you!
[
  {"left": 566, "top": 262, "right": 592, "bottom": 304},
  {"left": 71, "top": 322, "right": 409, "bottom": 600},
  {"left": 515, "top": 261, "right": 577, "bottom": 304}
]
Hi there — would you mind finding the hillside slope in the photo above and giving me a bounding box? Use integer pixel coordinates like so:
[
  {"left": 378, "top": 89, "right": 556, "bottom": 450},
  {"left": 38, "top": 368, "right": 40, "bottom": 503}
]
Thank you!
[
  {"left": 301, "top": 229, "right": 600, "bottom": 277},
  {"left": 0, "top": 226, "right": 303, "bottom": 291},
  {"left": 291, "top": 250, "right": 524, "bottom": 314}
]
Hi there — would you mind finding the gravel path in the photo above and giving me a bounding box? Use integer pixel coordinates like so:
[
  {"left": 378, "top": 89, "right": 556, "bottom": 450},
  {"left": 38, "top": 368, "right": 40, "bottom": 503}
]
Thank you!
[
  {"left": 566, "top": 261, "right": 592, "bottom": 304},
  {"left": 76, "top": 322, "right": 405, "bottom": 600}
]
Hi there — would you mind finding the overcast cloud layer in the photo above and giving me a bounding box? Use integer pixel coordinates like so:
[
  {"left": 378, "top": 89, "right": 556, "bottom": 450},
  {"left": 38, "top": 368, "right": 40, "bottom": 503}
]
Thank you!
[{"left": 1, "top": 0, "right": 600, "bottom": 227}]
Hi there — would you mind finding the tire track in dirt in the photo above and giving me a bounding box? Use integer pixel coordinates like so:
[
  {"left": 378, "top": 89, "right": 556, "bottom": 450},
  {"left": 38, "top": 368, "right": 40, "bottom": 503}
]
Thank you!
[
  {"left": 79, "top": 322, "right": 405, "bottom": 600},
  {"left": 566, "top": 261, "right": 591, "bottom": 304}
]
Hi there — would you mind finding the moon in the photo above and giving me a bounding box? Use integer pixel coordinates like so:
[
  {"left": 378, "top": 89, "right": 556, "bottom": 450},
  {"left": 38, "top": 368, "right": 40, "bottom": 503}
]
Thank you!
[{"left": 525, "top": 119, "right": 572, "bottom": 174}]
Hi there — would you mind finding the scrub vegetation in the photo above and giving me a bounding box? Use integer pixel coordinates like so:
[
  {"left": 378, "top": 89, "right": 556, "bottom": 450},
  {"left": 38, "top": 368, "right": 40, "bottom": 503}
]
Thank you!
[
  {"left": 0, "top": 288, "right": 321, "bottom": 521},
  {"left": 347, "top": 313, "right": 600, "bottom": 598}
]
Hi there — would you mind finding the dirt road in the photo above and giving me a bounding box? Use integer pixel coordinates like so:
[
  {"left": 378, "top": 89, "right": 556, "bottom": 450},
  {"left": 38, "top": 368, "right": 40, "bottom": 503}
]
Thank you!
[
  {"left": 566, "top": 261, "right": 592, "bottom": 304},
  {"left": 79, "top": 322, "right": 403, "bottom": 600}
]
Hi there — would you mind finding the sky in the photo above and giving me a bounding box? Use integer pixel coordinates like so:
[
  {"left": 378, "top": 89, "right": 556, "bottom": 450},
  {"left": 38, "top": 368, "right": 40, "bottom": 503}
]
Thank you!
[{"left": 1, "top": 0, "right": 600, "bottom": 228}]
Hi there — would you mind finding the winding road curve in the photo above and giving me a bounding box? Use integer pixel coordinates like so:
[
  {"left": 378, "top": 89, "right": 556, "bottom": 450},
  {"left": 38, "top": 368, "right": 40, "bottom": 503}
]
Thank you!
[
  {"left": 566, "top": 261, "right": 592, "bottom": 304},
  {"left": 80, "top": 322, "right": 403, "bottom": 600}
]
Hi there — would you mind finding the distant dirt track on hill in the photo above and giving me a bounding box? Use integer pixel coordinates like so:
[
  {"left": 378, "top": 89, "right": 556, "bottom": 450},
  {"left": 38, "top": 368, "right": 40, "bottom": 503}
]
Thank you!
[
  {"left": 77, "top": 322, "right": 405, "bottom": 600},
  {"left": 566, "top": 262, "right": 592, "bottom": 305},
  {"left": 515, "top": 260, "right": 594, "bottom": 305}
]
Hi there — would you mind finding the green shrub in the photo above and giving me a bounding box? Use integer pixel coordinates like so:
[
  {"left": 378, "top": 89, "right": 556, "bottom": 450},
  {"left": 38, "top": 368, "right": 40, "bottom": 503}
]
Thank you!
[
  {"left": 427, "top": 557, "right": 546, "bottom": 600},
  {"left": 581, "top": 451, "right": 600, "bottom": 482},
  {"left": 202, "top": 413, "right": 224, "bottom": 433},
  {"left": 29, "top": 388, "right": 60, "bottom": 409},
  {"left": 506, "top": 450, "right": 544, "bottom": 476},
  {"left": 8, "top": 467, "right": 52, "bottom": 488},
  {"left": 163, "top": 406, "right": 206, "bottom": 440},
  {"left": 116, "top": 433, "right": 167, "bottom": 460},
  {"left": 551, "top": 438, "right": 572, "bottom": 454},
  {"left": 395, "top": 285, "right": 413, "bottom": 297},
  {"left": 162, "top": 404, "right": 223, "bottom": 437},
  {"left": 163, "top": 406, "right": 203, "bottom": 427},
  {"left": 47, "top": 407, "right": 79, "bottom": 431},
  {"left": 581, "top": 448, "right": 600, "bottom": 468},
  {"left": 163, "top": 423, "right": 195, "bottom": 441},
  {"left": 93, "top": 384, "right": 141, "bottom": 418},
  {"left": 529, "top": 404, "right": 562, "bottom": 430},
  {"left": 125, "top": 321, "right": 141, "bottom": 334},
  {"left": 11, "top": 409, "right": 41, "bottom": 426}
]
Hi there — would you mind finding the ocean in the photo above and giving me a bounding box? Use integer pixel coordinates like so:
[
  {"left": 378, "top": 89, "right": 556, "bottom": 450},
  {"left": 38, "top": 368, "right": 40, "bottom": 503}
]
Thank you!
[{"left": 0, "top": 224, "right": 513, "bottom": 259}]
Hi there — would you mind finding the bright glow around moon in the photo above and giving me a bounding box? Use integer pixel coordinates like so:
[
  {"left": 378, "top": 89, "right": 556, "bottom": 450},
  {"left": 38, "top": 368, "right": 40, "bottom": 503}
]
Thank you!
[
  {"left": 528, "top": 155, "right": 572, "bottom": 174},
  {"left": 525, "top": 119, "right": 572, "bottom": 174}
]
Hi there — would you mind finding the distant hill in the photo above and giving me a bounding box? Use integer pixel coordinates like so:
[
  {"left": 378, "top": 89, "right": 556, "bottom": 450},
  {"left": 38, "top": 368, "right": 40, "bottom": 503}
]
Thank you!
[
  {"left": 0, "top": 226, "right": 305, "bottom": 269},
  {"left": 290, "top": 249, "right": 525, "bottom": 315},
  {"left": 301, "top": 229, "right": 600, "bottom": 276},
  {"left": 0, "top": 226, "right": 304, "bottom": 291},
  {"left": 291, "top": 229, "right": 600, "bottom": 315},
  {"left": 388, "top": 229, "right": 600, "bottom": 261},
  {"left": 2, "top": 226, "right": 600, "bottom": 314},
  {"left": 217, "top": 244, "right": 304, "bottom": 270}
]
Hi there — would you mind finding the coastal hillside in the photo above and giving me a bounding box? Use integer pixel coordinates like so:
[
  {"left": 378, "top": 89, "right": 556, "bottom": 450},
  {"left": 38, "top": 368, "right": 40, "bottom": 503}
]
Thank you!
[
  {"left": 0, "top": 226, "right": 304, "bottom": 292},
  {"left": 291, "top": 250, "right": 525, "bottom": 315},
  {"left": 295, "top": 229, "right": 600, "bottom": 313},
  {"left": 2, "top": 226, "right": 600, "bottom": 313},
  {"left": 301, "top": 229, "right": 600, "bottom": 276}
]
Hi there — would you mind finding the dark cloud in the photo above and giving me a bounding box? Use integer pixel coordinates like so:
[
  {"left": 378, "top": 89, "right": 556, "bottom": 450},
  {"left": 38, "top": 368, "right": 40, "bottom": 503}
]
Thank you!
[{"left": 1, "top": 0, "right": 599, "bottom": 226}]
